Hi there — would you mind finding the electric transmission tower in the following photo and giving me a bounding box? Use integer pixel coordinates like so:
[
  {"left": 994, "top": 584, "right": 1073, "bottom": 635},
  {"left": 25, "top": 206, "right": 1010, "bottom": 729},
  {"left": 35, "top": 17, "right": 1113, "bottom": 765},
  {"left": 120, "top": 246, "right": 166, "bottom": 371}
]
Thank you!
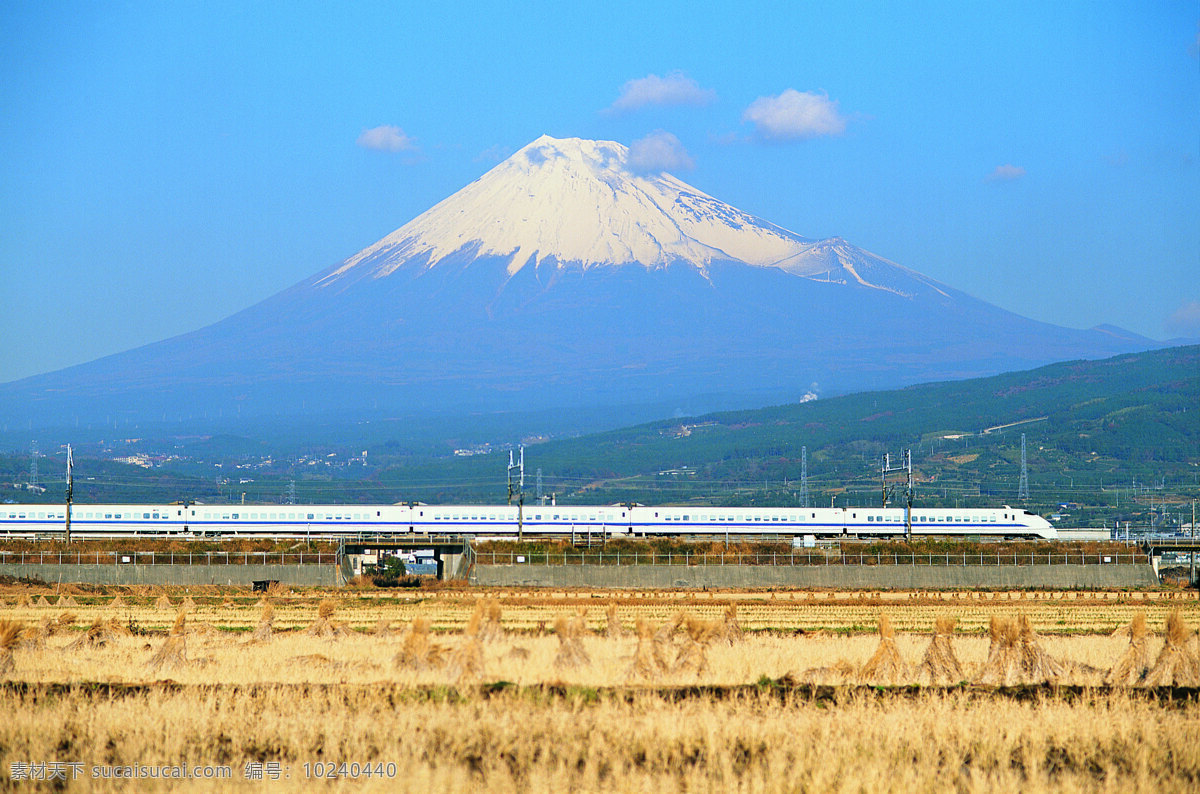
[
  {"left": 1018, "top": 433, "right": 1030, "bottom": 502},
  {"left": 28, "top": 440, "right": 38, "bottom": 490},
  {"left": 799, "top": 446, "right": 810, "bottom": 508},
  {"left": 286, "top": 480, "right": 296, "bottom": 506}
]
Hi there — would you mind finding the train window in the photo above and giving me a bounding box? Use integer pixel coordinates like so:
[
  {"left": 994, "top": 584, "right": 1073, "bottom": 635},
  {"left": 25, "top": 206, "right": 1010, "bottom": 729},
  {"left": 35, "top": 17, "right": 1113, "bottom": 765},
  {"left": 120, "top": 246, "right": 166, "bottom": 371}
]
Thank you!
[
  {"left": 811, "top": 513, "right": 816, "bottom": 519},
  {"left": 683, "top": 515, "right": 689, "bottom": 521},
  {"left": 307, "top": 513, "right": 315, "bottom": 520},
  {"left": 376, "top": 512, "right": 381, "bottom": 517},
  {"left": 867, "top": 516, "right": 873, "bottom": 522},
  {"left": 232, "top": 514, "right": 239, "bottom": 520}
]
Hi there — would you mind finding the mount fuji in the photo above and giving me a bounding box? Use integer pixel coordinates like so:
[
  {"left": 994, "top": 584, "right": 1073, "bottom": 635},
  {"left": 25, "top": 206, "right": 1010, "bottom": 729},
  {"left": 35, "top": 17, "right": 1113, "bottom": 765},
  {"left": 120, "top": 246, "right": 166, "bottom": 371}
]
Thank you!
[{"left": 2, "top": 135, "right": 1160, "bottom": 430}]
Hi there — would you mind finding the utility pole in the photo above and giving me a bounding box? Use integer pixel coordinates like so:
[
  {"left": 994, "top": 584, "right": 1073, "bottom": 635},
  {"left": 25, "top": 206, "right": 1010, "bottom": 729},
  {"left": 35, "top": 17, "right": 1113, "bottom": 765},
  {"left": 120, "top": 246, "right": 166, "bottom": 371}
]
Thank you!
[
  {"left": 507, "top": 446, "right": 525, "bottom": 541},
  {"left": 881, "top": 450, "right": 914, "bottom": 539},
  {"left": 64, "top": 444, "right": 73, "bottom": 544},
  {"left": 1191, "top": 500, "right": 1196, "bottom": 589},
  {"left": 1018, "top": 433, "right": 1030, "bottom": 502},
  {"left": 799, "top": 446, "right": 809, "bottom": 508}
]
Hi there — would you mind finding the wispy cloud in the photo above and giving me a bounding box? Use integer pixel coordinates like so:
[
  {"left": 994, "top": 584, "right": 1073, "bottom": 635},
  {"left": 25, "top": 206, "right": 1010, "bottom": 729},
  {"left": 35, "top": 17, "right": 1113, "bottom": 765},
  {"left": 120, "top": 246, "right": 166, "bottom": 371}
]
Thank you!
[
  {"left": 742, "top": 89, "right": 847, "bottom": 141},
  {"left": 627, "top": 131, "right": 694, "bottom": 174},
  {"left": 608, "top": 72, "right": 715, "bottom": 113},
  {"left": 474, "top": 144, "right": 513, "bottom": 163},
  {"left": 356, "top": 125, "right": 417, "bottom": 152},
  {"left": 1166, "top": 299, "right": 1200, "bottom": 336},
  {"left": 986, "top": 164, "right": 1026, "bottom": 182}
]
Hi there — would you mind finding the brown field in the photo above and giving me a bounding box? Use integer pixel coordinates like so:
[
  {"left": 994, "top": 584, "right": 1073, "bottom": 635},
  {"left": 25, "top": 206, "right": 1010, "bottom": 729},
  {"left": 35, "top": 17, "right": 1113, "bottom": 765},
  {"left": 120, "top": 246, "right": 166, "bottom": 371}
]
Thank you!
[{"left": 2, "top": 583, "right": 1199, "bottom": 791}]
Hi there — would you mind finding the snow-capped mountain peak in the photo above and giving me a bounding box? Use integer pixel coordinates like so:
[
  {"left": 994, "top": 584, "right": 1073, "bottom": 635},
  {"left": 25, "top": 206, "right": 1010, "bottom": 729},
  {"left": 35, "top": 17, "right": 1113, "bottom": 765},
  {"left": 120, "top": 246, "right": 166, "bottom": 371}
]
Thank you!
[{"left": 317, "top": 135, "right": 831, "bottom": 285}]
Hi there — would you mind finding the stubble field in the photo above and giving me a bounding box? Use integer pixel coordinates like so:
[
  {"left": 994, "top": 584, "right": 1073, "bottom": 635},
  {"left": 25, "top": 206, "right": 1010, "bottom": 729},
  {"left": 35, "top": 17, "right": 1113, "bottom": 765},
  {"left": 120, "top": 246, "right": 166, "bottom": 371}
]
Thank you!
[{"left": 1, "top": 584, "right": 1198, "bottom": 791}]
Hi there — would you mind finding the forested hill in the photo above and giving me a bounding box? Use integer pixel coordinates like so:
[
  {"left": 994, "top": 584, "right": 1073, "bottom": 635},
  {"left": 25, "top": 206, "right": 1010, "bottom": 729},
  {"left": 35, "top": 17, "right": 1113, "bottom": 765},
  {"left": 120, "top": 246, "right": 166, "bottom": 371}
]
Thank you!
[{"left": 401, "top": 344, "right": 1196, "bottom": 523}]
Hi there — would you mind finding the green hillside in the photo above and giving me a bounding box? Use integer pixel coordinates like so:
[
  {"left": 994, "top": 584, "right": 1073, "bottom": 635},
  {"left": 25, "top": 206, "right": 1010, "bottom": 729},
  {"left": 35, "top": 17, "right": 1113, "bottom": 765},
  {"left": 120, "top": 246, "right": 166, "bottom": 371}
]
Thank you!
[{"left": 4, "top": 345, "right": 1197, "bottom": 532}]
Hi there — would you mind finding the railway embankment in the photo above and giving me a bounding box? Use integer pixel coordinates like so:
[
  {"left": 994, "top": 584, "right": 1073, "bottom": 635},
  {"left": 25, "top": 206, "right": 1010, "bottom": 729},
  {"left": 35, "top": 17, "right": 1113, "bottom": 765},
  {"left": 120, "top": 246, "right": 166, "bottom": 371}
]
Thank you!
[
  {"left": 0, "top": 551, "right": 343, "bottom": 587},
  {"left": 469, "top": 548, "right": 1160, "bottom": 589},
  {"left": 471, "top": 561, "right": 1159, "bottom": 589}
]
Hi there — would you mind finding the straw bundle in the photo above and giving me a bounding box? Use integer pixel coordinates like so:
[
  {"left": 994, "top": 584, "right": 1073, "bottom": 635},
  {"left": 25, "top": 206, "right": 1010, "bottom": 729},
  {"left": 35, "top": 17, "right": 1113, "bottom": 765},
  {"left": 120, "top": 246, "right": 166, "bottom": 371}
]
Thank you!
[
  {"left": 66, "top": 617, "right": 131, "bottom": 651},
  {"left": 652, "top": 612, "right": 687, "bottom": 672},
  {"left": 250, "top": 603, "right": 275, "bottom": 643},
  {"left": 55, "top": 612, "right": 78, "bottom": 632},
  {"left": 1016, "top": 615, "right": 1066, "bottom": 684},
  {"left": 305, "top": 599, "right": 350, "bottom": 638},
  {"left": 478, "top": 598, "right": 504, "bottom": 642},
  {"left": 1143, "top": 611, "right": 1200, "bottom": 687},
  {"left": 464, "top": 601, "right": 485, "bottom": 638},
  {"left": 674, "top": 616, "right": 721, "bottom": 675},
  {"left": 604, "top": 603, "right": 626, "bottom": 640},
  {"left": 626, "top": 619, "right": 662, "bottom": 681},
  {"left": 372, "top": 619, "right": 396, "bottom": 637},
  {"left": 154, "top": 595, "right": 173, "bottom": 609},
  {"left": 717, "top": 603, "right": 744, "bottom": 645},
  {"left": 0, "top": 620, "right": 22, "bottom": 675},
  {"left": 859, "top": 615, "right": 910, "bottom": 686},
  {"left": 181, "top": 596, "right": 196, "bottom": 610},
  {"left": 395, "top": 618, "right": 445, "bottom": 671},
  {"left": 110, "top": 595, "right": 126, "bottom": 608},
  {"left": 797, "top": 659, "right": 857, "bottom": 686},
  {"left": 35, "top": 596, "right": 51, "bottom": 607},
  {"left": 916, "top": 616, "right": 964, "bottom": 686},
  {"left": 446, "top": 636, "right": 485, "bottom": 683},
  {"left": 553, "top": 613, "right": 591, "bottom": 670},
  {"left": 16, "top": 593, "right": 32, "bottom": 608},
  {"left": 55, "top": 595, "right": 78, "bottom": 607},
  {"left": 1105, "top": 612, "right": 1152, "bottom": 686},
  {"left": 976, "top": 617, "right": 1021, "bottom": 686},
  {"left": 146, "top": 611, "right": 188, "bottom": 672}
]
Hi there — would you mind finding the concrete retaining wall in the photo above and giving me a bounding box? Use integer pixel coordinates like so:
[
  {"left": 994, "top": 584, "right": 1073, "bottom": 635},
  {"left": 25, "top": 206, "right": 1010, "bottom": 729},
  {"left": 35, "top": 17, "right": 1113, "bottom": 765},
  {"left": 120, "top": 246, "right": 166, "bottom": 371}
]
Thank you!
[
  {"left": 0, "top": 563, "right": 341, "bottom": 587},
  {"left": 473, "top": 563, "right": 1160, "bottom": 589}
]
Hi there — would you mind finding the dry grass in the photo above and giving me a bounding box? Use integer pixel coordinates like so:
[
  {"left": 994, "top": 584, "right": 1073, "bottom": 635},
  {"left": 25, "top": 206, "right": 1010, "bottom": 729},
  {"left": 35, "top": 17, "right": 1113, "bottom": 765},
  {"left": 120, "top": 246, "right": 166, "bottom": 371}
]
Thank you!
[
  {"left": 1, "top": 585, "right": 1198, "bottom": 791},
  {"left": 1, "top": 685, "right": 1197, "bottom": 792}
]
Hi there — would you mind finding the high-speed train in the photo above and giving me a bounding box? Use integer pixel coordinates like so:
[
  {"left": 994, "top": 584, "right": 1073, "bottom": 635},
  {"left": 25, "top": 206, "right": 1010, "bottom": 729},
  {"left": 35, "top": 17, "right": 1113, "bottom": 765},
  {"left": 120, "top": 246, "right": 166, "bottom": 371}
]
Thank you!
[{"left": 0, "top": 502, "right": 1057, "bottom": 540}]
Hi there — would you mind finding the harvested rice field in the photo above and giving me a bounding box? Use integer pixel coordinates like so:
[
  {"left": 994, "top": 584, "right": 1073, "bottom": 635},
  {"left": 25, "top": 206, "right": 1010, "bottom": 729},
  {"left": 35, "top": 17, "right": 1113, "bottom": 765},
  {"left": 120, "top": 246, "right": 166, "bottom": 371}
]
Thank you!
[{"left": 2, "top": 583, "right": 1199, "bottom": 791}]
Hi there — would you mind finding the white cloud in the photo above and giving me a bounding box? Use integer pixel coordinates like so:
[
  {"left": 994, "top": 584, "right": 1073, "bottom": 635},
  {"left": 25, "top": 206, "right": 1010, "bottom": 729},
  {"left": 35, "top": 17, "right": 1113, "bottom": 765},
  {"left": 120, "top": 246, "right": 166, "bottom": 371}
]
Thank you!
[
  {"left": 608, "top": 72, "right": 715, "bottom": 112},
  {"left": 474, "top": 144, "right": 513, "bottom": 163},
  {"left": 627, "top": 131, "right": 694, "bottom": 174},
  {"left": 1166, "top": 299, "right": 1200, "bottom": 336},
  {"left": 986, "top": 164, "right": 1027, "bottom": 182},
  {"left": 356, "top": 125, "right": 416, "bottom": 152},
  {"left": 742, "top": 89, "right": 847, "bottom": 141}
]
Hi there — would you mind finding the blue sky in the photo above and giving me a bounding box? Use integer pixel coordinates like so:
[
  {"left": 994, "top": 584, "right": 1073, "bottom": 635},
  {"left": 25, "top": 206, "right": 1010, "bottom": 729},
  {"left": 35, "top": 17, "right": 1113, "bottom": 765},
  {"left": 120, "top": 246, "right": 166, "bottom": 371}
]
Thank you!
[{"left": 2, "top": 0, "right": 1197, "bottom": 383}]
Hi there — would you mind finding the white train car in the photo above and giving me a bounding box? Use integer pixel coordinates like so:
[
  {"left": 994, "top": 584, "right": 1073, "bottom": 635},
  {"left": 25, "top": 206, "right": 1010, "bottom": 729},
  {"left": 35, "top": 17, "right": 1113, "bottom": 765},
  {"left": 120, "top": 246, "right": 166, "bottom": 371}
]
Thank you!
[{"left": 0, "top": 502, "right": 1057, "bottom": 540}]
